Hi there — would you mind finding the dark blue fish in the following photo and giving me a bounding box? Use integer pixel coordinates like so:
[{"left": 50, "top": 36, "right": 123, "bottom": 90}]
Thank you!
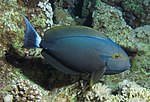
[{"left": 23, "top": 16, "right": 131, "bottom": 86}]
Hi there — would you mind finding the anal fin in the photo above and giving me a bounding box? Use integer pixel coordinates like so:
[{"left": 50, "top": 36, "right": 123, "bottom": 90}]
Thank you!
[{"left": 41, "top": 51, "right": 79, "bottom": 75}]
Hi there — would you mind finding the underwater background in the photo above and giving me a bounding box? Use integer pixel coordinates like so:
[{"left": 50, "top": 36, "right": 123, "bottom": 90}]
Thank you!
[{"left": 0, "top": 0, "right": 149, "bottom": 102}]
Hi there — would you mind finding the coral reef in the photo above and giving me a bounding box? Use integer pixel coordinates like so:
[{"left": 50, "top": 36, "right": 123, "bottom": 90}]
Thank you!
[
  {"left": 102, "top": 0, "right": 150, "bottom": 28},
  {"left": 52, "top": 0, "right": 84, "bottom": 26},
  {"left": 92, "top": 0, "right": 135, "bottom": 51},
  {"left": 90, "top": 0, "right": 150, "bottom": 90},
  {"left": 0, "top": 0, "right": 149, "bottom": 101},
  {"left": 78, "top": 80, "right": 150, "bottom": 102},
  {"left": 121, "top": 0, "right": 150, "bottom": 25},
  {"left": 41, "top": 81, "right": 81, "bottom": 102},
  {"left": 38, "top": 0, "right": 54, "bottom": 27},
  {"left": 53, "top": 7, "right": 76, "bottom": 26},
  {"left": 128, "top": 98, "right": 147, "bottom": 102},
  {"left": 0, "top": 1, "right": 48, "bottom": 100},
  {"left": 82, "top": 0, "right": 92, "bottom": 18},
  {"left": 84, "top": 83, "right": 111, "bottom": 101},
  {"left": 129, "top": 25, "right": 150, "bottom": 88},
  {"left": 0, "top": 59, "right": 15, "bottom": 100},
  {"left": 118, "top": 80, "right": 150, "bottom": 102},
  {"left": 11, "top": 80, "right": 42, "bottom": 102},
  {"left": 0, "top": 0, "right": 24, "bottom": 51}
]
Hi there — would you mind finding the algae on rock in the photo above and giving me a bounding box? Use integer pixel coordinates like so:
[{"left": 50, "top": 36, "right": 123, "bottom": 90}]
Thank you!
[
  {"left": 92, "top": 0, "right": 135, "bottom": 51},
  {"left": 121, "top": 0, "right": 150, "bottom": 25},
  {"left": 0, "top": 0, "right": 50, "bottom": 101},
  {"left": 130, "top": 25, "right": 150, "bottom": 88},
  {"left": 0, "top": 0, "right": 24, "bottom": 50},
  {"left": 53, "top": 7, "right": 77, "bottom": 26},
  {"left": 102, "top": 0, "right": 150, "bottom": 26}
]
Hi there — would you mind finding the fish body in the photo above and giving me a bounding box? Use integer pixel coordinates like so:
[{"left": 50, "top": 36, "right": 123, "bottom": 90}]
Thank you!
[{"left": 23, "top": 16, "right": 131, "bottom": 86}]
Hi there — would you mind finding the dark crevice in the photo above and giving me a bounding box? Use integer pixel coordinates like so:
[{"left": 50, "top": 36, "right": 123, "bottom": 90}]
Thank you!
[
  {"left": 83, "top": 13, "right": 93, "bottom": 27},
  {"left": 73, "top": 0, "right": 84, "bottom": 17}
]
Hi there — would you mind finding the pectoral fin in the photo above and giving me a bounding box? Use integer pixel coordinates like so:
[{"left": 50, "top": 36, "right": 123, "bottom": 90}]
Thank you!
[
  {"left": 41, "top": 51, "right": 79, "bottom": 75},
  {"left": 90, "top": 67, "right": 106, "bottom": 86}
]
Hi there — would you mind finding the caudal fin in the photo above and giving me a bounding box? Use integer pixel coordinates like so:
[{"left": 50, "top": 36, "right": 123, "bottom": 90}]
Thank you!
[{"left": 23, "top": 15, "right": 42, "bottom": 48}]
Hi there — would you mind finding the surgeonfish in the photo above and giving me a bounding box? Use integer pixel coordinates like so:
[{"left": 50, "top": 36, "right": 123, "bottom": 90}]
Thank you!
[{"left": 23, "top": 16, "right": 131, "bottom": 86}]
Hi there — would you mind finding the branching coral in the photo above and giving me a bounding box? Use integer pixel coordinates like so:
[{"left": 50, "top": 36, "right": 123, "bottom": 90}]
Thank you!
[
  {"left": 118, "top": 80, "right": 150, "bottom": 102},
  {"left": 84, "top": 83, "right": 111, "bottom": 101},
  {"left": 11, "top": 80, "right": 42, "bottom": 102},
  {"left": 78, "top": 80, "right": 150, "bottom": 102}
]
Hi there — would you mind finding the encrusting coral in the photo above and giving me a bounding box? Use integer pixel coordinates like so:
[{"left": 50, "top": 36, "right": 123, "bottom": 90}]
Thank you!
[
  {"left": 92, "top": 0, "right": 134, "bottom": 51},
  {"left": 130, "top": 25, "right": 150, "bottom": 74}
]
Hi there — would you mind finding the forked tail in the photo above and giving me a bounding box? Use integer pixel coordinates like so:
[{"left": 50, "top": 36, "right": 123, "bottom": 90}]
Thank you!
[{"left": 23, "top": 15, "right": 42, "bottom": 48}]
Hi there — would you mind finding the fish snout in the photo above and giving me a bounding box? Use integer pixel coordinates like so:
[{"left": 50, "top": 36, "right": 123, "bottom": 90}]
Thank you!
[{"left": 105, "top": 58, "right": 131, "bottom": 75}]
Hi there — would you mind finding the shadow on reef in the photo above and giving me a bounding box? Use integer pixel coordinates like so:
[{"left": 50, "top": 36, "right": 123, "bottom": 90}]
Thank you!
[
  {"left": 5, "top": 45, "right": 86, "bottom": 90},
  {"left": 122, "top": 47, "right": 137, "bottom": 63}
]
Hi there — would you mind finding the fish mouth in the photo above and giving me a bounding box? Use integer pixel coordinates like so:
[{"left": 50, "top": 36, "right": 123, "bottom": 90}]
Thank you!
[{"left": 104, "top": 65, "right": 130, "bottom": 75}]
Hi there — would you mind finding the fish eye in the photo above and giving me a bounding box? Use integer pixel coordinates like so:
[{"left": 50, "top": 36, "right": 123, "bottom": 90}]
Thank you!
[{"left": 112, "top": 54, "right": 121, "bottom": 59}]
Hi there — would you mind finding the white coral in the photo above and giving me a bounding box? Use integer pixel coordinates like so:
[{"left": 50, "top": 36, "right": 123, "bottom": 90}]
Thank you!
[
  {"left": 38, "top": 0, "right": 53, "bottom": 27},
  {"left": 92, "top": 82, "right": 111, "bottom": 97},
  {"left": 85, "top": 83, "right": 111, "bottom": 101},
  {"left": 118, "top": 80, "right": 150, "bottom": 101},
  {"left": 128, "top": 97, "right": 147, "bottom": 102},
  {"left": 11, "top": 80, "right": 42, "bottom": 102}
]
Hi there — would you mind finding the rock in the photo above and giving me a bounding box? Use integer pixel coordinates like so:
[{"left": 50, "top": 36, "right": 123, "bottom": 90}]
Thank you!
[
  {"left": 11, "top": 80, "right": 42, "bottom": 102},
  {"left": 53, "top": 7, "right": 76, "bottom": 26},
  {"left": 102, "top": 0, "right": 150, "bottom": 27},
  {"left": 92, "top": 0, "right": 135, "bottom": 51},
  {"left": 130, "top": 25, "right": 150, "bottom": 88}
]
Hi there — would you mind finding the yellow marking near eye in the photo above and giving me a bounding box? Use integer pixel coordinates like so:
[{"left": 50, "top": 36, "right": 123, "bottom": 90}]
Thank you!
[{"left": 112, "top": 54, "right": 122, "bottom": 59}]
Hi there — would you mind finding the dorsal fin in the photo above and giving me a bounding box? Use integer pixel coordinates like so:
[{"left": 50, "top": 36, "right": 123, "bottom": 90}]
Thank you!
[{"left": 44, "top": 26, "right": 108, "bottom": 42}]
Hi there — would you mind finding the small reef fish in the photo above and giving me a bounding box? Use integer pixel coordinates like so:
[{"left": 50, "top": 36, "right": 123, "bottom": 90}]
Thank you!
[{"left": 23, "top": 16, "right": 131, "bottom": 86}]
